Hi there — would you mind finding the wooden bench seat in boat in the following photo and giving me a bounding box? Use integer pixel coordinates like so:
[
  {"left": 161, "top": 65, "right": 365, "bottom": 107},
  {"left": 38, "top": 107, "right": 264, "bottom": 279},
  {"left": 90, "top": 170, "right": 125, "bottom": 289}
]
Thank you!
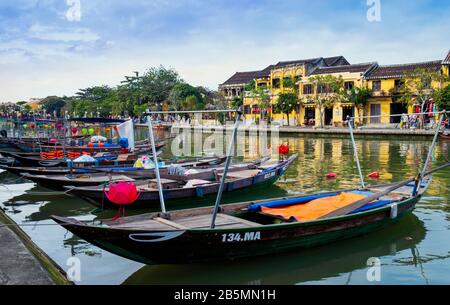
[
  {"left": 217, "top": 169, "right": 262, "bottom": 180},
  {"left": 175, "top": 213, "right": 260, "bottom": 229},
  {"left": 112, "top": 213, "right": 260, "bottom": 230},
  {"left": 182, "top": 179, "right": 212, "bottom": 188},
  {"left": 147, "top": 178, "right": 180, "bottom": 190}
]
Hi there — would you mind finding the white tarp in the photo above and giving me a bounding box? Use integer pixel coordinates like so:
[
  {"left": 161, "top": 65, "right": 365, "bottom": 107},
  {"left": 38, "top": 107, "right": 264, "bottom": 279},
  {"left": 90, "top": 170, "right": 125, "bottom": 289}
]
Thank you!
[
  {"left": 90, "top": 135, "right": 107, "bottom": 143},
  {"left": 116, "top": 119, "right": 135, "bottom": 151},
  {"left": 73, "top": 154, "right": 97, "bottom": 163}
]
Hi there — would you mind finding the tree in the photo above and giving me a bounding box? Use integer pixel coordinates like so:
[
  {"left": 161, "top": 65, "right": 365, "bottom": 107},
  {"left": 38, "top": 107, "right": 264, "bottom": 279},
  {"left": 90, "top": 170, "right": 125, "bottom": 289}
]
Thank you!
[
  {"left": 70, "top": 85, "right": 116, "bottom": 117},
  {"left": 283, "top": 77, "right": 295, "bottom": 88},
  {"left": 41, "top": 96, "right": 66, "bottom": 116},
  {"left": 396, "top": 68, "right": 449, "bottom": 127},
  {"left": 275, "top": 93, "right": 298, "bottom": 126},
  {"left": 250, "top": 87, "right": 271, "bottom": 121},
  {"left": 304, "top": 75, "right": 345, "bottom": 127},
  {"left": 140, "top": 66, "right": 183, "bottom": 106},
  {"left": 433, "top": 84, "right": 450, "bottom": 111},
  {"left": 344, "top": 86, "right": 372, "bottom": 125},
  {"left": 168, "top": 83, "right": 204, "bottom": 110},
  {"left": 231, "top": 96, "right": 243, "bottom": 109},
  {"left": 244, "top": 80, "right": 256, "bottom": 92}
]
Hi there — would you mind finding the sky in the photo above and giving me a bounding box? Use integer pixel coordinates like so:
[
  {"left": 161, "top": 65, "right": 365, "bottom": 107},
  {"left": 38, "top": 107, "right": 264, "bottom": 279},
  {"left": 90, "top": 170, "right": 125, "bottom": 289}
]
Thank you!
[{"left": 0, "top": 0, "right": 449, "bottom": 102}]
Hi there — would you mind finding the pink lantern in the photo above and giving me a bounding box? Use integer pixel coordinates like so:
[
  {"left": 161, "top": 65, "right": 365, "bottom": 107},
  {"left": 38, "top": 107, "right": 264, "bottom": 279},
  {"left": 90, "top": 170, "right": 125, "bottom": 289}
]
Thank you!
[
  {"left": 57, "top": 123, "right": 63, "bottom": 130},
  {"left": 50, "top": 138, "right": 57, "bottom": 143},
  {"left": 72, "top": 127, "right": 78, "bottom": 134},
  {"left": 105, "top": 181, "right": 140, "bottom": 221}
]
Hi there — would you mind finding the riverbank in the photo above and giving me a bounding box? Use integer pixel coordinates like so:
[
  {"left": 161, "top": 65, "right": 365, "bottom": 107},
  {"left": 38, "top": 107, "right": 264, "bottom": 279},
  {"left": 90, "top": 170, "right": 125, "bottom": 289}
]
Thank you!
[
  {"left": 0, "top": 209, "right": 71, "bottom": 285},
  {"left": 139, "top": 123, "right": 436, "bottom": 137}
]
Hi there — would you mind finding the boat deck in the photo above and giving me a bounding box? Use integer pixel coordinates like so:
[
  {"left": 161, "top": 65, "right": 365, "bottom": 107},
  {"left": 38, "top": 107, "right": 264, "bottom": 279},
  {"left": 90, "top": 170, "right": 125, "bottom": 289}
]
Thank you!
[
  {"left": 113, "top": 213, "right": 259, "bottom": 230},
  {"left": 31, "top": 174, "right": 134, "bottom": 182}
]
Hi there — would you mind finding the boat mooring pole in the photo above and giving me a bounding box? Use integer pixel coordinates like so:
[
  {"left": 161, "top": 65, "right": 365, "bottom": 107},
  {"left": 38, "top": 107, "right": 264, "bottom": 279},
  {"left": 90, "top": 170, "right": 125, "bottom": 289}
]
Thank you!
[
  {"left": 348, "top": 116, "right": 365, "bottom": 188},
  {"left": 420, "top": 112, "right": 444, "bottom": 180},
  {"left": 210, "top": 109, "right": 242, "bottom": 229},
  {"left": 147, "top": 115, "right": 167, "bottom": 214}
]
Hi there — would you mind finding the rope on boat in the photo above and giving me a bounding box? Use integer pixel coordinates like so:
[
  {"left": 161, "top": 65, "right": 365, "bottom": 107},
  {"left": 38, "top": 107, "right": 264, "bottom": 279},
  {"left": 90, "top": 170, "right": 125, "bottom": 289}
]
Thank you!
[
  {"left": 0, "top": 183, "right": 70, "bottom": 196},
  {"left": 0, "top": 222, "right": 65, "bottom": 228}
]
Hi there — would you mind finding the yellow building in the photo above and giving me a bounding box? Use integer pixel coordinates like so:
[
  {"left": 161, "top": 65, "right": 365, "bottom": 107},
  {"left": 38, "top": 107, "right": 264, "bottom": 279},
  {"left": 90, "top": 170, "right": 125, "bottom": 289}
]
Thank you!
[
  {"left": 243, "top": 56, "right": 349, "bottom": 124},
  {"left": 299, "top": 63, "right": 377, "bottom": 127},
  {"left": 220, "top": 50, "right": 450, "bottom": 127},
  {"left": 364, "top": 60, "right": 445, "bottom": 125},
  {"left": 26, "top": 98, "right": 43, "bottom": 111}
]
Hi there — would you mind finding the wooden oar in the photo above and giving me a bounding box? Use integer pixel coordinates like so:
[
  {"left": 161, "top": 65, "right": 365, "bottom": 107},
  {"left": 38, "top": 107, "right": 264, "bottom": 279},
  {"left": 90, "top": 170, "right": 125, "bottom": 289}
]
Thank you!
[{"left": 319, "top": 162, "right": 450, "bottom": 219}]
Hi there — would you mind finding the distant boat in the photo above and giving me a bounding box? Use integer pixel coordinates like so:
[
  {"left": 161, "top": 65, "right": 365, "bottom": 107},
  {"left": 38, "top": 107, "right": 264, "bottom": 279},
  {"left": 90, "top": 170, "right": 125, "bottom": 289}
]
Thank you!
[
  {"left": 62, "top": 155, "right": 297, "bottom": 209},
  {"left": 440, "top": 130, "right": 450, "bottom": 140}
]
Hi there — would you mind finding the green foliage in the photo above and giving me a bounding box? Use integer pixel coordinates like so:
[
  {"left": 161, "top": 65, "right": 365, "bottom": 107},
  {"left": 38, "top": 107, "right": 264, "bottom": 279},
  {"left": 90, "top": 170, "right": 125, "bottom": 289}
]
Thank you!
[
  {"left": 283, "top": 78, "right": 295, "bottom": 88},
  {"left": 434, "top": 84, "right": 450, "bottom": 110},
  {"left": 168, "top": 83, "right": 204, "bottom": 110},
  {"left": 276, "top": 93, "right": 298, "bottom": 113},
  {"left": 302, "top": 75, "right": 345, "bottom": 127},
  {"left": 244, "top": 80, "right": 256, "bottom": 92},
  {"left": 68, "top": 85, "right": 116, "bottom": 117},
  {"left": 41, "top": 96, "right": 66, "bottom": 116},
  {"left": 140, "top": 66, "right": 183, "bottom": 105},
  {"left": 231, "top": 96, "right": 243, "bottom": 109},
  {"left": 344, "top": 86, "right": 372, "bottom": 108},
  {"left": 65, "top": 66, "right": 187, "bottom": 117},
  {"left": 275, "top": 93, "right": 299, "bottom": 126},
  {"left": 396, "top": 68, "right": 447, "bottom": 109}
]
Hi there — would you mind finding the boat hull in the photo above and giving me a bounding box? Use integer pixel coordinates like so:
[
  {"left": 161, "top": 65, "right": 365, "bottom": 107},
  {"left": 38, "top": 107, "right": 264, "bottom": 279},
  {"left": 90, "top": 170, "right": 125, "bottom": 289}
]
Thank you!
[{"left": 52, "top": 196, "right": 418, "bottom": 264}]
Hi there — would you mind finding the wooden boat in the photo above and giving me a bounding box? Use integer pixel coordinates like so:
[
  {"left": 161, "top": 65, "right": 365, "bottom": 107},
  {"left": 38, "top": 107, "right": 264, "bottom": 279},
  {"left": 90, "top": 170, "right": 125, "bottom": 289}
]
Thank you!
[
  {"left": 440, "top": 130, "right": 450, "bottom": 140},
  {"left": 52, "top": 175, "right": 433, "bottom": 264},
  {"left": 63, "top": 155, "right": 297, "bottom": 209},
  {"left": 15, "top": 140, "right": 164, "bottom": 154},
  {"left": 19, "top": 160, "right": 243, "bottom": 191},
  {"left": 6, "top": 147, "right": 164, "bottom": 167},
  {"left": 20, "top": 156, "right": 272, "bottom": 192},
  {"left": 0, "top": 156, "right": 227, "bottom": 176},
  {"left": 22, "top": 172, "right": 137, "bottom": 190},
  {"left": 123, "top": 213, "right": 425, "bottom": 284}
]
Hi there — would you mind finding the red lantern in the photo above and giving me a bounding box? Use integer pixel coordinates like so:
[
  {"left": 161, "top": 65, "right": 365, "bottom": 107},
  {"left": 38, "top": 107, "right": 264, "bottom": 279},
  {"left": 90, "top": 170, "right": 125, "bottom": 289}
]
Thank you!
[
  {"left": 278, "top": 144, "right": 289, "bottom": 155},
  {"left": 368, "top": 172, "right": 380, "bottom": 179},
  {"left": 88, "top": 142, "right": 94, "bottom": 147},
  {"left": 326, "top": 172, "right": 337, "bottom": 179},
  {"left": 98, "top": 142, "right": 104, "bottom": 148},
  {"left": 30, "top": 123, "right": 35, "bottom": 129},
  {"left": 72, "top": 127, "right": 78, "bottom": 134}
]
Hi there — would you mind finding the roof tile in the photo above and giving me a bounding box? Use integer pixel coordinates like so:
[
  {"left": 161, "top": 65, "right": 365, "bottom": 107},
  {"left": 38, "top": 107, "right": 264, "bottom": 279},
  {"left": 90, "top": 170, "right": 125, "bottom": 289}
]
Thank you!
[{"left": 365, "top": 60, "right": 442, "bottom": 80}]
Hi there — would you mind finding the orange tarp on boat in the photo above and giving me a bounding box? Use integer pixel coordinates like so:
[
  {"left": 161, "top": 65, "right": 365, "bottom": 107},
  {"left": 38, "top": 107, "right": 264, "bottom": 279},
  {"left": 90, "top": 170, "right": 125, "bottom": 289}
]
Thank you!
[{"left": 261, "top": 192, "right": 367, "bottom": 221}]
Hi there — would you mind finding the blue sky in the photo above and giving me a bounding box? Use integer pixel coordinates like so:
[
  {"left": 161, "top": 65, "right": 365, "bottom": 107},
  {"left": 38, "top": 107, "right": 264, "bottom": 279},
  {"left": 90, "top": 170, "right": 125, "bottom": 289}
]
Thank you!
[{"left": 0, "top": 0, "right": 449, "bottom": 101}]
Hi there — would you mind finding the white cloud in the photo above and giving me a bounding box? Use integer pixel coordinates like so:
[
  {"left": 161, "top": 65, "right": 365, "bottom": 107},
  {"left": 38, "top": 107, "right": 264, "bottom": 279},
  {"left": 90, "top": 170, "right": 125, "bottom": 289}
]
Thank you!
[{"left": 28, "top": 24, "right": 99, "bottom": 42}]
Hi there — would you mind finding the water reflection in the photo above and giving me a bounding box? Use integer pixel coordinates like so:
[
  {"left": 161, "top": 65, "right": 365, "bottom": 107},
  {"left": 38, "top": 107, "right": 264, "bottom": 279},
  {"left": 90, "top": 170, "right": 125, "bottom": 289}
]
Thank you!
[
  {"left": 123, "top": 214, "right": 426, "bottom": 285},
  {"left": 0, "top": 134, "right": 449, "bottom": 284}
]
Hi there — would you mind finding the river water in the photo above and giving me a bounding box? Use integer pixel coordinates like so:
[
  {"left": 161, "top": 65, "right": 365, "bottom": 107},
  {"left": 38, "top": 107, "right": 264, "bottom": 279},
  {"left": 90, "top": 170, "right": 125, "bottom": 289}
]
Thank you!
[{"left": 0, "top": 132, "right": 449, "bottom": 285}]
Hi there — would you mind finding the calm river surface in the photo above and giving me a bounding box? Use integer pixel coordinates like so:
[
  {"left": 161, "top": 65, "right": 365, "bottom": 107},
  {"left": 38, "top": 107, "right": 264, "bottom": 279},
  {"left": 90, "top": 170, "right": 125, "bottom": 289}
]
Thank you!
[{"left": 1, "top": 132, "right": 449, "bottom": 285}]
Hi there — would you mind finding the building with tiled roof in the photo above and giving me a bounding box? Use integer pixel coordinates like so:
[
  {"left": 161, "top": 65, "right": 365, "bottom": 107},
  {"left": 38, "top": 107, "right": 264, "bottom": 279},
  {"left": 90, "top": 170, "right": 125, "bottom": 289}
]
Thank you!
[
  {"left": 365, "top": 60, "right": 442, "bottom": 80},
  {"left": 219, "top": 55, "right": 349, "bottom": 103},
  {"left": 442, "top": 50, "right": 450, "bottom": 65},
  {"left": 221, "top": 71, "right": 261, "bottom": 86},
  {"left": 220, "top": 51, "right": 449, "bottom": 127},
  {"left": 310, "top": 62, "right": 377, "bottom": 76},
  {"left": 324, "top": 56, "right": 350, "bottom": 67},
  {"left": 219, "top": 71, "right": 261, "bottom": 101}
]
